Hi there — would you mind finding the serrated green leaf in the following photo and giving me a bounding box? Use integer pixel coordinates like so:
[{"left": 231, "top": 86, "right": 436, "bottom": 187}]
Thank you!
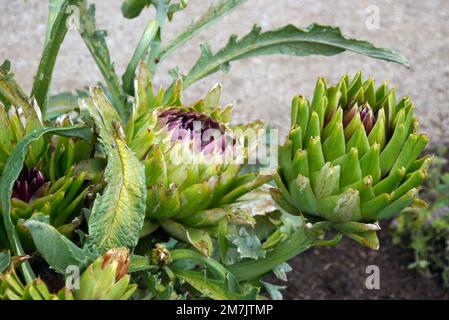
[
  {"left": 159, "top": 0, "right": 248, "bottom": 63},
  {"left": 0, "top": 125, "right": 91, "bottom": 283},
  {"left": 79, "top": 1, "right": 127, "bottom": 119},
  {"left": 182, "top": 23, "right": 409, "bottom": 88},
  {"left": 227, "top": 227, "right": 266, "bottom": 260},
  {"left": 167, "top": 0, "right": 189, "bottom": 21},
  {"left": 0, "top": 60, "right": 31, "bottom": 109},
  {"left": 81, "top": 88, "right": 146, "bottom": 254},
  {"left": 25, "top": 220, "right": 88, "bottom": 274}
]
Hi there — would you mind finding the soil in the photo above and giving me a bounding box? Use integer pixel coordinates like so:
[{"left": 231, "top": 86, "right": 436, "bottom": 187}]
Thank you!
[{"left": 274, "top": 222, "right": 449, "bottom": 300}]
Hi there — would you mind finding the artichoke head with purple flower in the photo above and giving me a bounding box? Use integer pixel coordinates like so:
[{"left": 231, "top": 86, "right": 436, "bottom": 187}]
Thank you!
[
  {"left": 124, "top": 63, "right": 272, "bottom": 242},
  {"left": 0, "top": 98, "right": 99, "bottom": 252}
]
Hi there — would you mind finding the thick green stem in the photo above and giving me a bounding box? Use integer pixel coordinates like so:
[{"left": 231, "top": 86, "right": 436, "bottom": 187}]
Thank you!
[
  {"left": 227, "top": 227, "right": 323, "bottom": 281},
  {"left": 171, "top": 249, "right": 229, "bottom": 281},
  {"left": 78, "top": 1, "right": 127, "bottom": 120},
  {"left": 158, "top": 0, "right": 248, "bottom": 64},
  {"left": 31, "top": 0, "right": 82, "bottom": 116},
  {"left": 122, "top": 20, "right": 158, "bottom": 95},
  {"left": 45, "top": 0, "right": 66, "bottom": 44}
]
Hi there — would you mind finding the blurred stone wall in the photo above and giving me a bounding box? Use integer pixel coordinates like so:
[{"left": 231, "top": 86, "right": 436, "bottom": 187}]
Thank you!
[{"left": 0, "top": 0, "right": 448, "bottom": 142}]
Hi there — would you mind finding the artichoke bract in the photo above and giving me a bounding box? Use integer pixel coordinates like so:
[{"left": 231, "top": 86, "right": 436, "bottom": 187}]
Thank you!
[
  {"left": 273, "top": 72, "right": 430, "bottom": 249},
  {"left": 127, "top": 62, "right": 272, "bottom": 232}
]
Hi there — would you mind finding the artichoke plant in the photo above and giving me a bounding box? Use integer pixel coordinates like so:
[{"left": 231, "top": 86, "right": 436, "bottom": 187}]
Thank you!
[
  {"left": 0, "top": 248, "right": 135, "bottom": 300},
  {"left": 72, "top": 248, "right": 136, "bottom": 300},
  {"left": 273, "top": 72, "right": 430, "bottom": 249},
  {"left": 0, "top": 0, "right": 420, "bottom": 301},
  {"left": 120, "top": 63, "right": 272, "bottom": 250},
  {"left": 0, "top": 79, "right": 98, "bottom": 252}
]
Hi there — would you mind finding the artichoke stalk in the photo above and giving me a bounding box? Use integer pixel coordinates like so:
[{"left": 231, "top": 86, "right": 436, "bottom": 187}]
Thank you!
[{"left": 273, "top": 72, "right": 430, "bottom": 249}]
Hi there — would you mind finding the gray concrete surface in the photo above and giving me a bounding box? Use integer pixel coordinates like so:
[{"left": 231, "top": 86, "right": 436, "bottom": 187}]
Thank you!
[{"left": 0, "top": 0, "right": 448, "bottom": 143}]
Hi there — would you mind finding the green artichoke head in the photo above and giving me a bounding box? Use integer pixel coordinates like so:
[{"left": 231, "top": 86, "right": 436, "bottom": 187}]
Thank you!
[
  {"left": 0, "top": 248, "right": 134, "bottom": 300},
  {"left": 74, "top": 248, "right": 136, "bottom": 300},
  {"left": 126, "top": 62, "right": 272, "bottom": 232},
  {"left": 0, "top": 73, "right": 100, "bottom": 252},
  {"left": 274, "top": 71, "right": 431, "bottom": 249},
  {"left": 3, "top": 118, "right": 98, "bottom": 252}
]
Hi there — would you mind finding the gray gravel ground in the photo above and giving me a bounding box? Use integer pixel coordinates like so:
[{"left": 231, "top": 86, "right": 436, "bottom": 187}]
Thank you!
[{"left": 0, "top": 0, "right": 448, "bottom": 143}]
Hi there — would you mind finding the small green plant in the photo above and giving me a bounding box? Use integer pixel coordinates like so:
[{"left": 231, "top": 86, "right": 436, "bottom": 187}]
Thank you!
[
  {"left": 0, "top": 0, "right": 428, "bottom": 300},
  {"left": 391, "top": 147, "right": 449, "bottom": 287}
]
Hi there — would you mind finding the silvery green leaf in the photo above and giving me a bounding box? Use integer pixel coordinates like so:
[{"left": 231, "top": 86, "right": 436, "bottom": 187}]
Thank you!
[
  {"left": 79, "top": 1, "right": 127, "bottom": 118},
  {"left": 25, "top": 220, "right": 89, "bottom": 274},
  {"left": 273, "top": 262, "right": 293, "bottom": 282},
  {"left": 261, "top": 281, "right": 286, "bottom": 300},
  {"left": 182, "top": 23, "right": 409, "bottom": 88},
  {"left": 227, "top": 227, "right": 266, "bottom": 260},
  {"left": 81, "top": 88, "right": 147, "bottom": 254}
]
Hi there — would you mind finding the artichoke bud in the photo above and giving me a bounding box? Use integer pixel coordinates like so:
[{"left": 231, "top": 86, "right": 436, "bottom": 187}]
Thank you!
[
  {"left": 0, "top": 249, "right": 134, "bottom": 300},
  {"left": 74, "top": 248, "right": 136, "bottom": 300},
  {"left": 151, "top": 243, "right": 172, "bottom": 266},
  {"left": 276, "top": 72, "right": 430, "bottom": 249},
  {"left": 5, "top": 163, "right": 93, "bottom": 252},
  {"left": 126, "top": 68, "right": 272, "bottom": 248},
  {"left": 12, "top": 167, "right": 46, "bottom": 203},
  {"left": 159, "top": 107, "right": 234, "bottom": 155}
]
